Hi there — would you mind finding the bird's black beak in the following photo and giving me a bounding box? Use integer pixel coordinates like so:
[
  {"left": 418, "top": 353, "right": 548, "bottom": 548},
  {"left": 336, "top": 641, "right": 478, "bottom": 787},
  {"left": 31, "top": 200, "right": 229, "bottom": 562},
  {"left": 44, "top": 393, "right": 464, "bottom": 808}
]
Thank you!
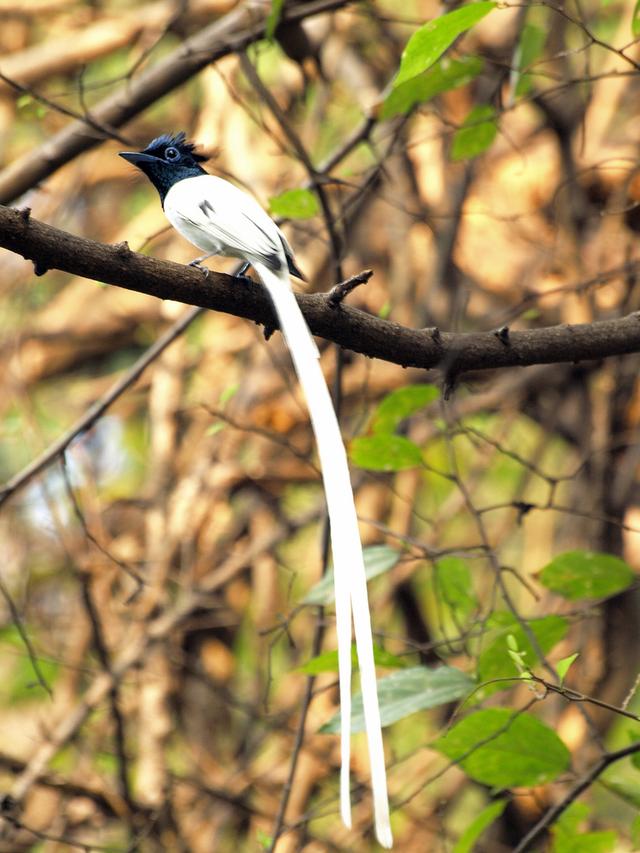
[{"left": 119, "top": 151, "right": 160, "bottom": 166}]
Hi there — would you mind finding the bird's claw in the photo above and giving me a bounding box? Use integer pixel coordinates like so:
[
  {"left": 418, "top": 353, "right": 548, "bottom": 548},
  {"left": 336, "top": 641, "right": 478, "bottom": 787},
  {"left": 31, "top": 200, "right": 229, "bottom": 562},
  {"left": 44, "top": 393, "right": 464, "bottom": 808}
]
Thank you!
[{"left": 188, "top": 259, "right": 210, "bottom": 278}]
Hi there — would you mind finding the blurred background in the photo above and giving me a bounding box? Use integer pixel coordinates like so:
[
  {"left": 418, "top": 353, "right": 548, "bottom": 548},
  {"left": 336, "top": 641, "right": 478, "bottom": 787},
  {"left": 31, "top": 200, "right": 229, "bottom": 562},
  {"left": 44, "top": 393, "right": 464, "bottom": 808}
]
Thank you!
[{"left": 0, "top": 0, "right": 640, "bottom": 850}]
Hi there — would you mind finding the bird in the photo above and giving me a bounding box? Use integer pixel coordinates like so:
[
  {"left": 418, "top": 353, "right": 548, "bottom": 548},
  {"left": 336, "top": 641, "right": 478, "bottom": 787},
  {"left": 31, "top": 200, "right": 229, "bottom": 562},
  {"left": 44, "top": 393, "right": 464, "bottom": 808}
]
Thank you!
[{"left": 119, "top": 133, "right": 392, "bottom": 847}]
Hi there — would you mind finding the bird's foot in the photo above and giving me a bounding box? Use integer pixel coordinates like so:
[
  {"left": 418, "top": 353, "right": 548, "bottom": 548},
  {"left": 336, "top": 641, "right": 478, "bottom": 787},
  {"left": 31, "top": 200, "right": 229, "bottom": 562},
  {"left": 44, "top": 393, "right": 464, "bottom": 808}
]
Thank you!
[
  {"left": 188, "top": 257, "right": 210, "bottom": 278},
  {"left": 236, "top": 274, "right": 256, "bottom": 286},
  {"left": 234, "top": 262, "right": 252, "bottom": 284}
]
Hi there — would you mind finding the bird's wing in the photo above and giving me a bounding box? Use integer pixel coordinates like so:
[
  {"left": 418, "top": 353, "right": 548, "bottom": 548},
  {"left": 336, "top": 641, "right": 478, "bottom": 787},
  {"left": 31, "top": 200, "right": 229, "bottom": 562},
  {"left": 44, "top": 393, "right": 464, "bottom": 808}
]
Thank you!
[{"left": 165, "top": 175, "right": 286, "bottom": 269}]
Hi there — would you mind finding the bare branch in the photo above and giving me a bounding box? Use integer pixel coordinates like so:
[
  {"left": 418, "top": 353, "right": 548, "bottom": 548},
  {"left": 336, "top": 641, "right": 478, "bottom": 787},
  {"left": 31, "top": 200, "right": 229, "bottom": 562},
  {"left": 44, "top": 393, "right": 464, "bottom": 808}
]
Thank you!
[{"left": 2, "top": 206, "right": 640, "bottom": 380}]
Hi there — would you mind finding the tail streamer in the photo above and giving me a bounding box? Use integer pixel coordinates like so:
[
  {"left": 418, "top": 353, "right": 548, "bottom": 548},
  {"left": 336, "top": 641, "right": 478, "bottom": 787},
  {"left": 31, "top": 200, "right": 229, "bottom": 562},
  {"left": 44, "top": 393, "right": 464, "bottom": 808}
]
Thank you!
[{"left": 254, "top": 263, "right": 392, "bottom": 848}]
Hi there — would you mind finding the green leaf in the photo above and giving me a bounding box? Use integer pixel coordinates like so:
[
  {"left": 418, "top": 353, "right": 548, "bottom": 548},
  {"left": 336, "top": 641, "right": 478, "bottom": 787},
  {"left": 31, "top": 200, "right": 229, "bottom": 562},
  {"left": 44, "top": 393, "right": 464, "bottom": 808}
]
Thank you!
[
  {"left": 268, "top": 188, "right": 319, "bottom": 219},
  {"left": 321, "top": 665, "right": 474, "bottom": 733},
  {"left": 555, "top": 801, "right": 589, "bottom": 834},
  {"left": 600, "top": 777, "right": 640, "bottom": 807},
  {"left": 633, "top": 0, "right": 640, "bottom": 37},
  {"left": 393, "top": 2, "right": 497, "bottom": 88},
  {"left": 6, "top": 655, "right": 58, "bottom": 703},
  {"left": 372, "top": 384, "right": 440, "bottom": 434},
  {"left": 303, "top": 545, "right": 400, "bottom": 605},
  {"left": 475, "top": 615, "right": 568, "bottom": 701},
  {"left": 539, "top": 550, "right": 634, "bottom": 600},
  {"left": 631, "top": 730, "right": 640, "bottom": 770},
  {"left": 257, "top": 828, "right": 274, "bottom": 850},
  {"left": 299, "top": 643, "right": 408, "bottom": 675},
  {"left": 265, "top": 0, "right": 285, "bottom": 40},
  {"left": 382, "top": 55, "right": 484, "bottom": 119},
  {"left": 513, "top": 23, "right": 546, "bottom": 96},
  {"left": 433, "top": 556, "right": 477, "bottom": 619},
  {"left": 556, "top": 653, "right": 579, "bottom": 684},
  {"left": 219, "top": 383, "right": 239, "bottom": 405},
  {"left": 350, "top": 434, "right": 423, "bottom": 471},
  {"left": 551, "top": 802, "right": 616, "bottom": 852},
  {"left": 453, "top": 799, "right": 507, "bottom": 853},
  {"left": 632, "top": 814, "right": 640, "bottom": 849},
  {"left": 0, "top": 625, "right": 58, "bottom": 702},
  {"left": 205, "top": 422, "right": 225, "bottom": 436},
  {"left": 451, "top": 104, "right": 498, "bottom": 161},
  {"left": 433, "top": 709, "right": 570, "bottom": 787}
]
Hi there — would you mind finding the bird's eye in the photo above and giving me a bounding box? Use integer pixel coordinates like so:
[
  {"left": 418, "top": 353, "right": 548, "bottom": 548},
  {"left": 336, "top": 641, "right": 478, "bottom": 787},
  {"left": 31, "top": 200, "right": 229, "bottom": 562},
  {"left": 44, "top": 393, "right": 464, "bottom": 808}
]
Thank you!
[{"left": 165, "top": 147, "right": 179, "bottom": 161}]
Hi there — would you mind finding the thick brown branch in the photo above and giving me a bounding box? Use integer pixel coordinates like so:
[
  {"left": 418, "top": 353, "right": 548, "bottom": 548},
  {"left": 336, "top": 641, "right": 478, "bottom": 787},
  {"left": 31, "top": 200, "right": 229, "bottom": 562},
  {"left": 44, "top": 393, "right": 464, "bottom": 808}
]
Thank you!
[{"left": 2, "top": 205, "right": 640, "bottom": 377}]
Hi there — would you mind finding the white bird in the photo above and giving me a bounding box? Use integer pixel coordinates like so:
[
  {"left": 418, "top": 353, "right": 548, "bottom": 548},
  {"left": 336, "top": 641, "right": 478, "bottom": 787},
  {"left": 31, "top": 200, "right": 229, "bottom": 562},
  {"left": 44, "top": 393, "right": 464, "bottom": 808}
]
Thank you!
[{"left": 120, "top": 133, "right": 392, "bottom": 847}]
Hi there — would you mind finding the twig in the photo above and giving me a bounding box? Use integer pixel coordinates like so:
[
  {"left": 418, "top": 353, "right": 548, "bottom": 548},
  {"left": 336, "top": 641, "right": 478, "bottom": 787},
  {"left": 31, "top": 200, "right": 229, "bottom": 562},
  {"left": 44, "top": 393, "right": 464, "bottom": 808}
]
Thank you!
[
  {"left": 533, "top": 676, "right": 640, "bottom": 723},
  {"left": 0, "top": 748, "right": 148, "bottom": 817},
  {"left": 0, "top": 305, "right": 203, "bottom": 511},
  {"left": 75, "top": 567, "right": 134, "bottom": 810},
  {"left": 327, "top": 269, "right": 373, "bottom": 307},
  {"left": 60, "top": 454, "right": 144, "bottom": 590},
  {"left": 0, "top": 575, "right": 52, "bottom": 697},
  {"left": 0, "top": 70, "right": 132, "bottom": 145}
]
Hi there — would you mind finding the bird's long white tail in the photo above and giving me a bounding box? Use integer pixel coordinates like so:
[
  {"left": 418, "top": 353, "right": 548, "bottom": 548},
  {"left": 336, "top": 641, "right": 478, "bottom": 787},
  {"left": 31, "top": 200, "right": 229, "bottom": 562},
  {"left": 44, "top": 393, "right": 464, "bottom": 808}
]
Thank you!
[{"left": 255, "top": 262, "right": 392, "bottom": 848}]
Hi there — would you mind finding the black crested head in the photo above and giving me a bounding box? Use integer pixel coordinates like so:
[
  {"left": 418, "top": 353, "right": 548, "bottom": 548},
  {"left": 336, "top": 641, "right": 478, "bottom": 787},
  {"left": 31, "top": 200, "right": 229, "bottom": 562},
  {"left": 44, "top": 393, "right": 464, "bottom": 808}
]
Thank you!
[
  {"left": 143, "top": 131, "right": 208, "bottom": 163},
  {"left": 119, "top": 132, "right": 208, "bottom": 205}
]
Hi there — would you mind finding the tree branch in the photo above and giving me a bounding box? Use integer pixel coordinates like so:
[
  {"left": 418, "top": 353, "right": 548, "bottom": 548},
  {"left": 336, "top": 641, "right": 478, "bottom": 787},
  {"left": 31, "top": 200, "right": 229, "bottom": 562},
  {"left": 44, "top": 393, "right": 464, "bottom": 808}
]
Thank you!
[{"left": 3, "top": 205, "right": 640, "bottom": 378}]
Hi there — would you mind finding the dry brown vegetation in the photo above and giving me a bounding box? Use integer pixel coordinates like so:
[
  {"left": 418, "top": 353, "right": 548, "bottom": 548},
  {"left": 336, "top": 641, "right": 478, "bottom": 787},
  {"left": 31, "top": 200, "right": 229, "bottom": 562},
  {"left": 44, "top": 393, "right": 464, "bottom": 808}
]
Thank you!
[{"left": 1, "top": 1, "right": 640, "bottom": 850}]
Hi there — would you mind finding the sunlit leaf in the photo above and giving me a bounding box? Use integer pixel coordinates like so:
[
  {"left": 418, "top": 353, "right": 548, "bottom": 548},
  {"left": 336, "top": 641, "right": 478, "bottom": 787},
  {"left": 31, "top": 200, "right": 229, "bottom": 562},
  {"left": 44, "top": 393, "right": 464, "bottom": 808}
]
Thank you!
[
  {"left": 257, "top": 828, "right": 274, "bottom": 850},
  {"left": 453, "top": 799, "right": 507, "bottom": 853},
  {"left": 628, "top": 729, "right": 640, "bottom": 771},
  {"left": 513, "top": 23, "right": 546, "bottom": 96},
  {"left": 0, "top": 625, "right": 57, "bottom": 702},
  {"left": 372, "top": 384, "right": 439, "bottom": 434},
  {"left": 303, "top": 545, "right": 400, "bottom": 605},
  {"left": 633, "top": 0, "right": 640, "bottom": 37},
  {"left": 298, "top": 643, "right": 408, "bottom": 674},
  {"left": 451, "top": 104, "right": 498, "bottom": 161},
  {"left": 265, "top": 0, "right": 285, "bottom": 40},
  {"left": 393, "top": 3, "right": 497, "bottom": 88},
  {"left": 433, "top": 556, "right": 477, "bottom": 620},
  {"left": 539, "top": 550, "right": 634, "bottom": 600},
  {"left": 219, "top": 383, "right": 239, "bottom": 404},
  {"left": 321, "top": 665, "right": 474, "bottom": 733},
  {"left": 600, "top": 777, "right": 640, "bottom": 807},
  {"left": 382, "top": 56, "right": 484, "bottom": 119},
  {"left": 434, "top": 709, "right": 570, "bottom": 786},
  {"left": 350, "top": 434, "right": 423, "bottom": 471},
  {"left": 475, "top": 616, "right": 568, "bottom": 701},
  {"left": 205, "top": 422, "right": 225, "bottom": 436},
  {"left": 268, "top": 188, "right": 319, "bottom": 219},
  {"left": 556, "top": 653, "right": 579, "bottom": 684}
]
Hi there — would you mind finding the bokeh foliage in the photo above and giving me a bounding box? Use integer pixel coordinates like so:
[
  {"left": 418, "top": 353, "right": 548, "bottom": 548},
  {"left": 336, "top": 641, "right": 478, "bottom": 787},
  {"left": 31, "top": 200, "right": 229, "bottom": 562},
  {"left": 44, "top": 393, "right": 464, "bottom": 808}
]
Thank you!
[{"left": 0, "top": 0, "right": 640, "bottom": 850}]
